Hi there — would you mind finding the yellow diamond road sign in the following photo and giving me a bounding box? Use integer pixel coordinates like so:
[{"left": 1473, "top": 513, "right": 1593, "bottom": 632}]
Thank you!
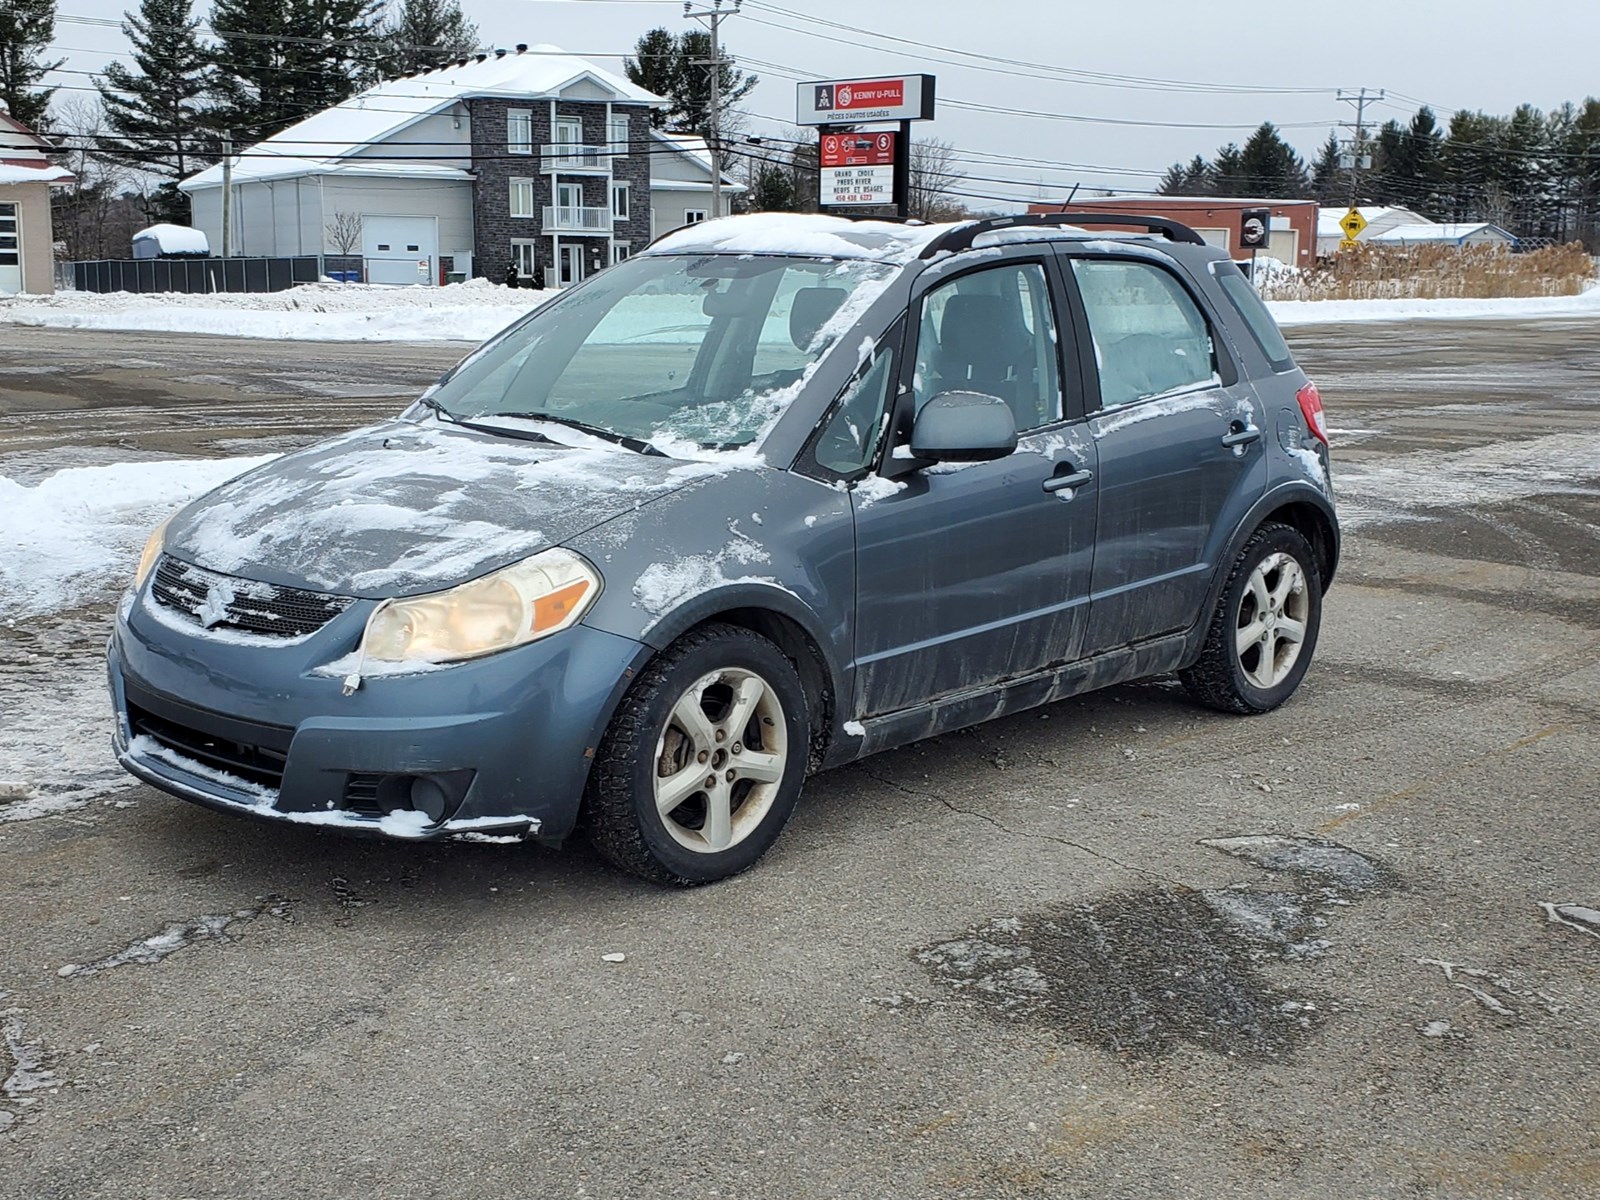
[{"left": 1339, "top": 208, "right": 1368, "bottom": 241}]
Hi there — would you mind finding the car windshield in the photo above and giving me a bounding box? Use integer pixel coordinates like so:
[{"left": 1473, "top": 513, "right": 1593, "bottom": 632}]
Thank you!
[{"left": 429, "top": 253, "right": 897, "bottom": 450}]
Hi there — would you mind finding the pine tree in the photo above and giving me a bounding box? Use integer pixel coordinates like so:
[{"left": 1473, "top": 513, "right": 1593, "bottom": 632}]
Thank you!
[
  {"left": 1237, "top": 122, "right": 1309, "bottom": 198},
  {"left": 749, "top": 160, "right": 797, "bottom": 212},
  {"left": 623, "top": 27, "right": 756, "bottom": 139},
  {"left": 1210, "top": 143, "right": 1244, "bottom": 195},
  {"left": 1181, "top": 155, "right": 1210, "bottom": 194},
  {"left": 209, "top": 0, "right": 383, "bottom": 143},
  {"left": 1310, "top": 132, "right": 1342, "bottom": 204},
  {"left": 0, "top": 0, "right": 63, "bottom": 130},
  {"left": 97, "top": 0, "right": 214, "bottom": 219},
  {"left": 374, "top": 0, "right": 477, "bottom": 79}
]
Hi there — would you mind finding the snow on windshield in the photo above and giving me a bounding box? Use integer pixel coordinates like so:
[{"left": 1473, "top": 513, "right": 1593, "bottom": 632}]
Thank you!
[
  {"left": 646, "top": 212, "right": 952, "bottom": 263},
  {"left": 428, "top": 251, "right": 900, "bottom": 453}
]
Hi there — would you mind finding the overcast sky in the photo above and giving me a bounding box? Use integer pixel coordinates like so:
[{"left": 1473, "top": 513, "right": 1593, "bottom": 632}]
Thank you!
[{"left": 45, "top": 0, "right": 1600, "bottom": 208}]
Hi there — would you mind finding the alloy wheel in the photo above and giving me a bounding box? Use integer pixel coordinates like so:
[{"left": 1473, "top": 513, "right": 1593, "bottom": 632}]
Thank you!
[
  {"left": 1235, "top": 552, "right": 1310, "bottom": 690},
  {"left": 652, "top": 667, "right": 788, "bottom": 854}
]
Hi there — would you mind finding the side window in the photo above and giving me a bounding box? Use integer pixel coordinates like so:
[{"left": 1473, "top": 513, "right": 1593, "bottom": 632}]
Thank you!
[
  {"left": 911, "top": 262, "right": 1063, "bottom": 433},
  {"left": 815, "top": 347, "right": 896, "bottom": 476},
  {"left": 1070, "top": 259, "right": 1217, "bottom": 409}
]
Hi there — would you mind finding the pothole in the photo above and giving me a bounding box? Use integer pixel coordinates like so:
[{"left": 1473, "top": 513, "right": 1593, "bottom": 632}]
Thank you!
[{"left": 914, "top": 835, "right": 1393, "bottom": 1060}]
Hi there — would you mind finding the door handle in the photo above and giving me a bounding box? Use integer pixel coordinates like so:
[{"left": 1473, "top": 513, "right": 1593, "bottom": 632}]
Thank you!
[
  {"left": 1222, "top": 422, "right": 1262, "bottom": 448},
  {"left": 1043, "top": 466, "right": 1095, "bottom": 493}
]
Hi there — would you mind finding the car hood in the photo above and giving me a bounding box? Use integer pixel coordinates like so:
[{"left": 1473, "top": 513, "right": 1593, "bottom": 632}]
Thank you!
[{"left": 165, "top": 418, "right": 730, "bottom": 598}]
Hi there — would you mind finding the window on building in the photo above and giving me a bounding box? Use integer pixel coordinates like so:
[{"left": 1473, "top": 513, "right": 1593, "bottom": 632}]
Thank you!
[
  {"left": 1070, "top": 258, "right": 1216, "bottom": 409},
  {"left": 510, "top": 178, "right": 535, "bottom": 219},
  {"left": 511, "top": 239, "right": 539, "bottom": 278},
  {"left": 0, "top": 202, "right": 20, "bottom": 269},
  {"left": 684, "top": 209, "right": 707, "bottom": 224},
  {"left": 611, "top": 182, "right": 630, "bottom": 222},
  {"left": 554, "top": 118, "right": 582, "bottom": 147},
  {"left": 610, "top": 242, "right": 631, "bottom": 265},
  {"left": 609, "top": 115, "right": 629, "bottom": 156},
  {"left": 508, "top": 109, "right": 533, "bottom": 154}
]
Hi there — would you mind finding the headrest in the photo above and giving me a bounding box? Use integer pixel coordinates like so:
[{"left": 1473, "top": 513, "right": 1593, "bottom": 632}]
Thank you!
[
  {"left": 789, "top": 287, "right": 848, "bottom": 350},
  {"left": 938, "top": 294, "right": 1023, "bottom": 377}
]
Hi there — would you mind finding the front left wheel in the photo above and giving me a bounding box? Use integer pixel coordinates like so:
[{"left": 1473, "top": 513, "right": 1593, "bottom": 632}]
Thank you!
[{"left": 583, "top": 624, "right": 809, "bottom": 886}]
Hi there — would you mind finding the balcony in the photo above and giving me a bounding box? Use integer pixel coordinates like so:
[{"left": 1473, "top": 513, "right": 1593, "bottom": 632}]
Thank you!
[
  {"left": 541, "top": 143, "right": 609, "bottom": 172},
  {"left": 543, "top": 205, "right": 613, "bottom": 233}
]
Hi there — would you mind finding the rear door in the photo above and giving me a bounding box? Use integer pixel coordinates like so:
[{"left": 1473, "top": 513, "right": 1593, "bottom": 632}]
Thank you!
[
  {"left": 842, "top": 253, "right": 1099, "bottom": 717},
  {"left": 1061, "top": 251, "right": 1267, "bottom": 654}
]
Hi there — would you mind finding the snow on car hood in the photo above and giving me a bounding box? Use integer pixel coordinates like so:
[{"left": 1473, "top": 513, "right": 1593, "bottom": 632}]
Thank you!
[{"left": 165, "top": 418, "right": 723, "bottom": 597}]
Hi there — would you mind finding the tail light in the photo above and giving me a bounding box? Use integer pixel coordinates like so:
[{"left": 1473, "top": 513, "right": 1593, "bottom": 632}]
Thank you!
[{"left": 1296, "top": 382, "right": 1328, "bottom": 447}]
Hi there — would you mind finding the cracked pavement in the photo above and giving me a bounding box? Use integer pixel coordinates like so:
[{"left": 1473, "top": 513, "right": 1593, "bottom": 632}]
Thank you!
[{"left": 2, "top": 320, "right": 1599, "bottom": 1198}]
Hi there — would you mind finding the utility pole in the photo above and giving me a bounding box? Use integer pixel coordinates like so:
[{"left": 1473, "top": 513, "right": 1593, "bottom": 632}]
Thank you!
[
  {"left": 684, "top": 0, "right": 742, "bottom": 220},
  {"left": 220, "top": 131, "right": 233, "bottom": 258},
  {"left": 1336, "top": 88, "right": 1384, "bottom": 206}
]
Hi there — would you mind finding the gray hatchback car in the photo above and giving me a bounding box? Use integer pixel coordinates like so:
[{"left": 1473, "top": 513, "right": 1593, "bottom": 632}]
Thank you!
[{"left": 109, "top": 211, "right": 1337, "bottom": 885}]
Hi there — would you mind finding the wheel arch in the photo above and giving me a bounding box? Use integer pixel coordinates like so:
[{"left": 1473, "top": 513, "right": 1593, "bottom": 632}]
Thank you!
[
  {"left": 1189, "top": 483, "right": 1340, "bottom": 662},
  {"left": 640, "top": 585, "right": 845, "bottom": 774}
]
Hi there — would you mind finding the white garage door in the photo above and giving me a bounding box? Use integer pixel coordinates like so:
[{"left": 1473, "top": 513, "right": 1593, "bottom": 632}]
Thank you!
[
  {"left": 0, "top": 202, "right": 22, "bottom": 294},
  {"left": 1194, "top": 227, "right": 1232, "bottom": 254},
  {"left": 362, "top": 215, "right": 438, "bottom": 286},
  {"left": 1265, "top": 229, "right": 1299, "bottom": 265}
]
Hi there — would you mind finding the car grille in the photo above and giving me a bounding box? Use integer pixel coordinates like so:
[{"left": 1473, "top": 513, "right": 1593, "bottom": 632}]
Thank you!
[
  {"left": 126, "top": 701, "right": 290, "bottom": 790},
  {"left": 152, "top": 555, "right": 353, "bottom": 638}
]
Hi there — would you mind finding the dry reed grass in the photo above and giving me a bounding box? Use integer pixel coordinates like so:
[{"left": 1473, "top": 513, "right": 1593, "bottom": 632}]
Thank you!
[{"left": 1259, "top": 241, "right": 1596, "bottom": 302}]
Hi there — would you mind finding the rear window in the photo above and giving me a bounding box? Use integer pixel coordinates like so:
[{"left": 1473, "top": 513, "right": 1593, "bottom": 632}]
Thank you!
[{"left": 1213, "top": 264, "right": 1293, "bottom": 370}]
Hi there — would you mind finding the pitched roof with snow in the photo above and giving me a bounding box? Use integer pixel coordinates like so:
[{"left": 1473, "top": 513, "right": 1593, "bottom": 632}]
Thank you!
[
  {"left": 1368, "top": 222, "right": 1514, "bottom": 244},
  {"left": 648, "top": 129, "right": 746, "bottom": 192},
  {"left": 180, "top": 46, "right": 666, "bottom": 191},
  {"left": 1315, "top": 205, "right": 1427, "bottom": 240}
]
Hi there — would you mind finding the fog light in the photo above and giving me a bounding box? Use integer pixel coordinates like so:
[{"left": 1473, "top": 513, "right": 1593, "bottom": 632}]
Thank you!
[{"left": 409, "top": 776, "right": 450, "bottom": 823}]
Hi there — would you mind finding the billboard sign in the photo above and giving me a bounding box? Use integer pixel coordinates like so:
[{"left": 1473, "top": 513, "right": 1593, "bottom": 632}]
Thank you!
[
  {"left": 797, "top": 74, "right": 935, "bottom": 125},
  {"left": 819, "top": 132, "right": 896, "bottom": 206}
]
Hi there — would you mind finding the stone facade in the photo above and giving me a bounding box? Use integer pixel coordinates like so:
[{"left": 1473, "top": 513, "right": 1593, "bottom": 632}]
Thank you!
[{"left": 469, "top": 97, "right": 652, "bottom": 282}]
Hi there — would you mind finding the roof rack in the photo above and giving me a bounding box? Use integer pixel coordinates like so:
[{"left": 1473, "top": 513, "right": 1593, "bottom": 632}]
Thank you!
[{"left": 918, "top": 212, "right": 1206, "bottom": 259}]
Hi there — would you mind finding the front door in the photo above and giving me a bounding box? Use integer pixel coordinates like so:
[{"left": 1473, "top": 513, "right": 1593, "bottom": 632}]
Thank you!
[
  {"left": 1064, "top": 253, "right": 1268, "bottom": 653},
  {"left": 560, "top": 243, "right": 585, "bottom": 288},
  {"left": 0, "top": 202, "right": 21, "bottom": 294},
  {"left": 850, "top": 257, "right": 1099, "bottom": 717}
]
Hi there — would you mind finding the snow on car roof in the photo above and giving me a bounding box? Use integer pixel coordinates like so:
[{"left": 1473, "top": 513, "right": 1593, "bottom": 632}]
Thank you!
[{"left": 645, "top": 214, "right": 1173, "bottom": 264}]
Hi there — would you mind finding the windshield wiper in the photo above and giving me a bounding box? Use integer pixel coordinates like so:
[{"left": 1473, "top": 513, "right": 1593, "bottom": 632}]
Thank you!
[
  {"left": 414, "top": 396, "right": 560, "bottom": 444},
  {"left": 496, "top": 411, "right": 666, "bottom": 457}
]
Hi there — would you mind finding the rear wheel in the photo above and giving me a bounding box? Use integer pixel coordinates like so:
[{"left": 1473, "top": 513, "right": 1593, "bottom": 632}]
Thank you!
[
  {"left": 1181, "top": 523, "right": 1322, "bottom": 714},
  {"left": 583, "top": 624, "right": 809, "bottom": 885}
]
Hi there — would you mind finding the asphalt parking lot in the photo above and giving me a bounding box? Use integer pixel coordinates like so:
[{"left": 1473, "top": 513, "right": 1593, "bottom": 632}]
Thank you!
[{"left": 2, "top": 319, "right": 1597, "bottom": 1198}]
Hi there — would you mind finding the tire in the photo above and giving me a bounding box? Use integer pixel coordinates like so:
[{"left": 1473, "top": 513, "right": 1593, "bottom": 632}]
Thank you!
[
  {"left": 583, "top": 623, "right": 810, "bottom": 886},
  {"left": 1180, "top": 522, "right": 1323, "bottom": 715}
]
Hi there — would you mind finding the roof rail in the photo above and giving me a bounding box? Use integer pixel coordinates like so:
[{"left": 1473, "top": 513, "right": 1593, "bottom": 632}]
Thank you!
[{"left": 918, "top": 212, "right": 1207, "bottom": 259}]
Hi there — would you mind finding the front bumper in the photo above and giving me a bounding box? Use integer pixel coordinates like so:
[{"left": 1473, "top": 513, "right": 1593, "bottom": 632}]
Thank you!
[{"left": 109, "top": 585, "right": 651, "bottom": 842}]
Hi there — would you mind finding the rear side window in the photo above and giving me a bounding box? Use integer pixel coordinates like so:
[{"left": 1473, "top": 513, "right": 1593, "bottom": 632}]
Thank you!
[
  {"left": 1213, "top": 265, "right": 1294, "bottom": 370},
  {"left": 1070, "top": 259, "right": 1217, "bottom": 410}
]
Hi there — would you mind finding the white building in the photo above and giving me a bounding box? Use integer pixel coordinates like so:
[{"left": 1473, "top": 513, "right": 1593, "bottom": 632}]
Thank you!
[
  {"left": 179, "top": 46, "right": 741, "bottom": 286},
  {"left": 1315, "top": 205, "right": 1433, "bottom": 256},
  {"left": 1367, "top": 222, "right": 1516, "bottom": 249}
]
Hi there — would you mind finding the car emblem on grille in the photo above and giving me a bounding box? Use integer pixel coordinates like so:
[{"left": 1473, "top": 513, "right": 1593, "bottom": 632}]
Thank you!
[{"left": 196, "top": 583, "right": 232, "bottom": 629}]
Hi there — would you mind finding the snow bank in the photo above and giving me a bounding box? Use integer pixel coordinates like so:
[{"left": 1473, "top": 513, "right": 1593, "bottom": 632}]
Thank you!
[
  {"left": 0, "top": 455, "right": 277, "bottom": 619},
  {"left": 0, "top": 279, "right": 553, "bottom": 343},
  {"left": 1268, "top": 286, "right": 1600, "bottom": 326}
]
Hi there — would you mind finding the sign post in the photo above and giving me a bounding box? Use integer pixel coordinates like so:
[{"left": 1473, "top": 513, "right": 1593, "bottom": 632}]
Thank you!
[{"left": 798, "top": 74, "right": 936, "bottom": 220}]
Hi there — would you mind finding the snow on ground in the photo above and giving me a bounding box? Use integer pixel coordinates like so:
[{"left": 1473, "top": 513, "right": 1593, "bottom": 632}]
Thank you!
[
  {"left": 4, "top": 277, "right": 1597, "bottom": 344},
  {"left": 0, "top": 279, "right": 552, "bottom": 343},
  {"left": 0, "top": 454, "right": 278, "bottom": 620},
  {"left": 1267, "top": 286, "right": 1600, "bottom": 326}
]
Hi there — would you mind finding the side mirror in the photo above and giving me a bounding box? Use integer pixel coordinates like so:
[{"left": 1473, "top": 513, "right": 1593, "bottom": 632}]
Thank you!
[{"left": 909, "top": 391, "right": 1018, "bottom": 463}]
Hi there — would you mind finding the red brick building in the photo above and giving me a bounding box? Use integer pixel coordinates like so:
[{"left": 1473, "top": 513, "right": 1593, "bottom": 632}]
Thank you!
[{"left": 1026, "top": 195, "right": 1318, "bottom": 268}]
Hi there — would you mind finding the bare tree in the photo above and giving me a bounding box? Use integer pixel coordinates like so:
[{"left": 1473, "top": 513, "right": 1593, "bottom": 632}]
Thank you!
[
  {"left": 326, "top": 210, "right": 363, "bottom": 254},
  {"left": 48, "top": 94, "right": 140, "bottom": 262},
  {"left": 907, "top": 137, "right": 966, "bottom": 221}
]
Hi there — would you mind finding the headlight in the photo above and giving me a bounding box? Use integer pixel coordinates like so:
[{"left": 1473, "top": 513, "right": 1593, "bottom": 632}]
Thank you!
[
  {"left": 132, "top": 516, "right": 172, "bottom": 589},
  {"left": 357, "top": 548, "right": 602, "bottom": 664}
]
